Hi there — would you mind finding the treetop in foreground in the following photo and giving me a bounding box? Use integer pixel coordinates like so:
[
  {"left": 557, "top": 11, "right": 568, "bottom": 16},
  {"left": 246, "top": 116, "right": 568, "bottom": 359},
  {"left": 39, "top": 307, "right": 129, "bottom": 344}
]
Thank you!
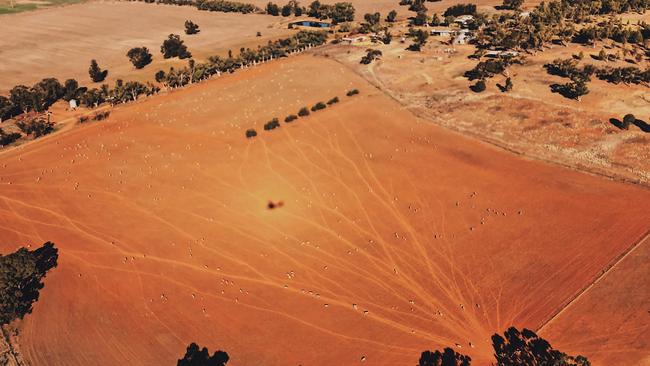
[
  {"left": 0, "top": 242, "right": 59, "bottom": 326},
  {"left": 178, "top": 343, "right": 229, "bottom": 366}
]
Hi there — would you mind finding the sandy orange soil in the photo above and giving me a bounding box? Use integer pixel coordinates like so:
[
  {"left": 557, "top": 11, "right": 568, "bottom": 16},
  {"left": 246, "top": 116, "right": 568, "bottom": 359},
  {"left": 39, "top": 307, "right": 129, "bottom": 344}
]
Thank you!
[
  {"left": 0, "top": 54, "right": 649, "bottom": 365},
  {"left": 0, "top": 1, "right": 294, "bottom": 93},
  {"left": 541, "top": 235, "right": 650, "bottom": 366}
]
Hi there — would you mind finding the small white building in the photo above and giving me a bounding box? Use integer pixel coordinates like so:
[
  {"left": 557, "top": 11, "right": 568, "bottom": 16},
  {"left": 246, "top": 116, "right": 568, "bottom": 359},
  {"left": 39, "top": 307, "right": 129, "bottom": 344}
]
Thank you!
[
  {"left": 69, "top": 99, "right": 78, "bottom": 110},
  {"left": 484, "top": 50, "right": 519, "bottom": 58},
  {"left": 430, "top": 29, "right": 454, "bottom": 36},
  {"left": 342, "top": 35, "right": 367, "bottom": 44},
  {"left": 453, "top": 30, "right": 474, "bottom": 44}
]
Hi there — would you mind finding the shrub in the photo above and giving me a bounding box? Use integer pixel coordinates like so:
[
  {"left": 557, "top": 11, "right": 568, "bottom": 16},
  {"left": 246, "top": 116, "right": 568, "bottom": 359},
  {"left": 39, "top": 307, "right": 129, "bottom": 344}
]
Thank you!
[
  {"left": 281, "top": 3, "right": 292, "bottom": 15},
  {"left": 360, "top": 49, "right": 382, "bottom": 64},
  {"left": 470, "top": 80, "right": 486, "bottom": 92},
  {"left": 501, "top": 0, "right": 522, "bottom": 10},
  {"left": 264, "top": 118, "right": 280, "bottom": 130},
  {"left": 298, "top": 107, "right": 310, "bottom": 116},
  {"left": 16, "top": 116, "right": 55, "bottom": 138},
  {"left": 346, "top": 89, "right": 359, "bottom": 96},
  {"left": 0, "top": 242, "right": 58, "bottom": 326},
  {"left": 266, "top": 1, "right": 280, "bottom": 15},
  {"left": 0, "top": 96, "right": 16, "bottom": 121},
  {"left": 184, "top": 20, "right": 200, "bottom": 35},
  {"left": 155, "top": 70, "right": 167, "bottom": 83},
  {"left": 386, "top": 9, "right": 397, "bottom": 22},
  {"left": 311, "top": 102, "right": 327, "bottom": 111},
  {"left": 245, "top": 128, "right": 258, "bottom": 138},
  {"left": 327, "top": 96, "right": 339, "bottom": 105},
  {"left": 407, "top": 28, "right": 429, "bottom": 51},
  {"left": 284, "top": 114, "right": 298, "bottom": 122},
  {"left": 93, "top": 111, "right": 111, "bottom": 121},
  {"left": 161, "top": 34, "right": 192, "bottom": 59},
  {"left": 126, "top": 47, "right": 153, "bottom": 69},
  {"left": 622, "top": 113, "right": 636, "bottom": 129},
  {"left": 89, "top": 59, "right": 108, "bottom": 83},
  {"left": 0, "top": 128, "right": 21, "bottom": 147},
  {"left": 78, "top": 116, "right": 89, "bottom": 123}
]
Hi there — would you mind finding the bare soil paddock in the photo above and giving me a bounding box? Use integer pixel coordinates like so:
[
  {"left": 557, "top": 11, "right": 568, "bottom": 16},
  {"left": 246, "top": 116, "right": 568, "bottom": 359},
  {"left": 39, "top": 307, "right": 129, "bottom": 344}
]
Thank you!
[
  {"left": 0, "top": 1, "right": 293, "bottom": 92},
  {"left": 0, "top": 54, "right": 648, "bottom": 365}
]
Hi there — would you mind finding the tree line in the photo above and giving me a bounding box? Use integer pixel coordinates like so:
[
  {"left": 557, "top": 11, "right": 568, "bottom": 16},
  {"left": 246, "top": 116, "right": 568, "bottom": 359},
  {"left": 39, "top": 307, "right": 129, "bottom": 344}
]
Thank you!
[
  {"left": 132, "top": 0, "right": 259, "bottom": 14},
  {"left": 266, "top": 0, "right": 355, "bottom": 23},
  {"left": 155, "top": 30, "right": 328, "bottom": 89},
  {"left": 246, "top": 89, "right": 358, "bottom": 138},
  {"left": 545, "top": 57, "right": 649, "bottom": 99}
]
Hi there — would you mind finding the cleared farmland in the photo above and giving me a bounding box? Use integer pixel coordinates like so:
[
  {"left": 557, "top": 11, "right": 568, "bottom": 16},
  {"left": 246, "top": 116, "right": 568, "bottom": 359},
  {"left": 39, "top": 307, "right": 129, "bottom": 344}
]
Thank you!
[{"left": 0, "top": 55, "right": 648, "bottom": 365}]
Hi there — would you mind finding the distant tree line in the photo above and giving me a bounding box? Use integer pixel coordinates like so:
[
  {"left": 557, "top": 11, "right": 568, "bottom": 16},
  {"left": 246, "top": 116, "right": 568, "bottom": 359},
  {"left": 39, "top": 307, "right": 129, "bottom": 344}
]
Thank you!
[
  {"left": 0, "top": 242, "right": 58, "bottom": 326},
  {"left": 131, "top": 0, "right": 354, "bottom": 19},
  {"left": 131, "top": 0, "right": 260, "bottom": 14},
  {"left": 267, "top": 0, "right": 355, "bottom": 23}
]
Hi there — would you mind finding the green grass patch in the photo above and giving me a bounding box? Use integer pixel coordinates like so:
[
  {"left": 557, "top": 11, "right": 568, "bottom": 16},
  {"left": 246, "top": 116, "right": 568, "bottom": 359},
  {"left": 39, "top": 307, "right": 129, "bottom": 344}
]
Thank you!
[{"left": 0, "top": 0, "right": 84, "bottom": 15}]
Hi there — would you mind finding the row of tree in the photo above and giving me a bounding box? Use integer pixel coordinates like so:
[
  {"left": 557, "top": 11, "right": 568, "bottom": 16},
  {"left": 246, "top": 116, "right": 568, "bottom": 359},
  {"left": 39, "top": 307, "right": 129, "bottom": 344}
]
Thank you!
[
  {"left": 154, "top": 30, "right": 328, "bottom": 90},
  {"left": 247, "top": 90, "right": 355, "bottom": 138},
  {"left": 133, "top": 0, "right": 259, "bottom": 14},
  {"left": 133, "top": 0, "right": 355, "bottom": 20},
  {"left": 0, "top": 78, "right": 84, "bottom": 119}
]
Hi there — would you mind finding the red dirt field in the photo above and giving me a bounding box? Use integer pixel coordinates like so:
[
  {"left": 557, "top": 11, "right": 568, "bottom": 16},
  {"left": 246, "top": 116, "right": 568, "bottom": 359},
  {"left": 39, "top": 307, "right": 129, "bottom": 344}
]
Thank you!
[
  {"left": 0, "top": 54, "right": 649, "bottom": 365},
  {"left": 541, "top": 235, "right": 650, "bottom": 366}
]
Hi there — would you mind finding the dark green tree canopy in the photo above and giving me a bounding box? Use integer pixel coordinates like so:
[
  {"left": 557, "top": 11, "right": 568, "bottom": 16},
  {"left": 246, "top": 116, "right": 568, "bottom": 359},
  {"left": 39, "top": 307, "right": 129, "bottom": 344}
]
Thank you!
[
  {"left": 185, "top": 20, "right": 201, "bottom": 34},
  {"left": 127, "top": 47, "right": 153, "bottom": 69},
  {"left": 419, "top": 347, "right": 471, "bottom": 366},
  {"left": 177, "top": 343, "right": 229, "bottom": 366},
  {"left": 161, "top": 34, "right": 192, "bottom": 59},
  {"left": 492, "top": 327, "right": 591, "bottom": 366},
  {"left": 89, "top": 59, "right": 108, "bottom": 83},
  {"left": 0, "top": 242, "right": 59, "bottom": 326}
]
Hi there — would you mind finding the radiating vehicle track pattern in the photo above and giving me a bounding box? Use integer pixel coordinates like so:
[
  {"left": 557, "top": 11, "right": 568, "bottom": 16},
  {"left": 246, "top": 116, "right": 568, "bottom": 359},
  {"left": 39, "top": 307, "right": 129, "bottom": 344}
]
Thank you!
[{"left": 0, "top": 55, "right": 648, "bottom": 366}]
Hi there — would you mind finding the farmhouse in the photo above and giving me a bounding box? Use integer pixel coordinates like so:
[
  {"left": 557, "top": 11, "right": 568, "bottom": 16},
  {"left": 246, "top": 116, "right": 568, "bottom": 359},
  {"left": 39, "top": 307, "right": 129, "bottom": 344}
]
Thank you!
[
  {"left": 484, "top": 50, "right": 520, "bottom": 58},
  {"left": 342, "top": 35, "right": 368, "bottom": 44},
  {"left": 430, "top": 28, "right": 454, "bottom": 36},
  {"left": 454, "top": 15, "right": 474, "bottom": 27},
  {"left": 453, "top": 29, "right": 474, "bottom": 44}
]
